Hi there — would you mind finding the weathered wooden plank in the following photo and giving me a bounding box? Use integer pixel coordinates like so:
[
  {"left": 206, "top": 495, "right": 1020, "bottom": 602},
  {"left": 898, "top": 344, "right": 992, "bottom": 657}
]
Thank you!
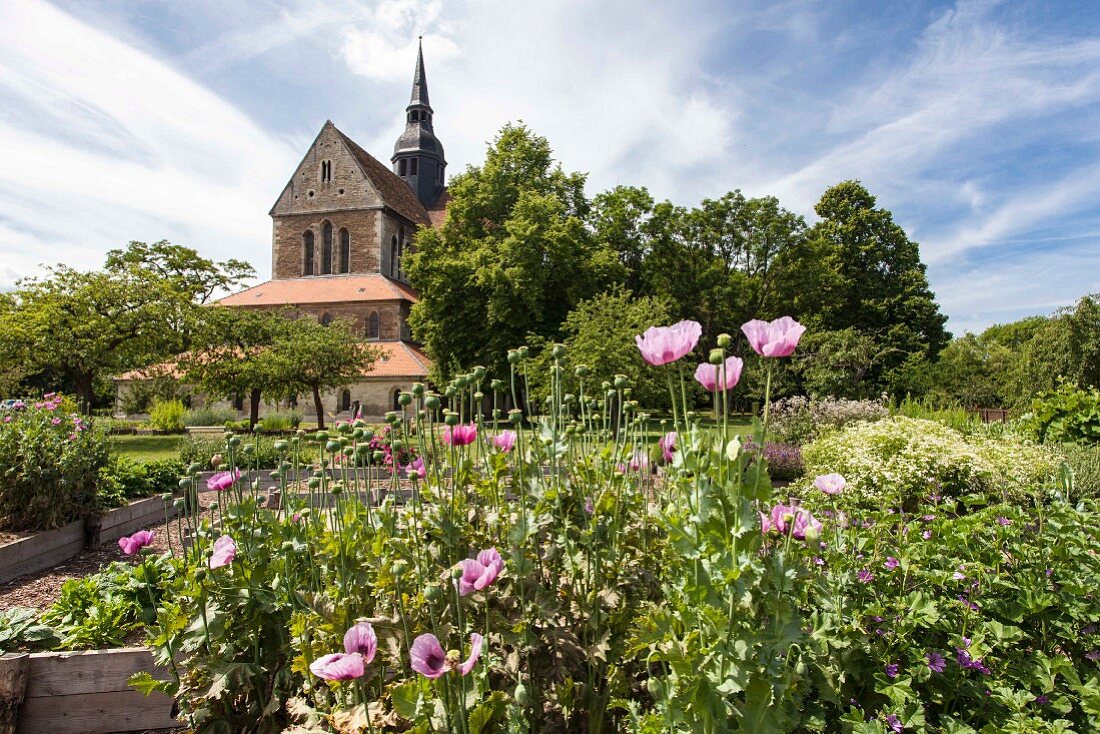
[
  {"left": 24, "top": 647, "right": 168, "bottom": 698},
  {"left": 0, "top": 654, "right": 29, "bottom": 734},
  {"left": 15, "top": 689, "right": 178, "bottom": 734},
  {"left": 98, "top": 497, "right": 177, "bottom": 544},
  {"left": 0, "top": 521, "right": 84, "bottom": 569},
  {"left": 99, "top": 496, "right": 161, "bottom": 530},
  {"left": 0, "top": 526, "right": 86, "bottom": 584}
]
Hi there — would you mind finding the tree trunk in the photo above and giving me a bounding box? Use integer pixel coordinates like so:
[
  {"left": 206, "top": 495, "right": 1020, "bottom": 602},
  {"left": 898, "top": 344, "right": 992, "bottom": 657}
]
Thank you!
[
  {"left": 75, "top": 371, "right": 95, "bottom": 415},
  {"left": 312, "top": 385, "right": 325, "bottom": 430},
  {"left": 249, "top": 388, "right": 261, "bottom": 430}
]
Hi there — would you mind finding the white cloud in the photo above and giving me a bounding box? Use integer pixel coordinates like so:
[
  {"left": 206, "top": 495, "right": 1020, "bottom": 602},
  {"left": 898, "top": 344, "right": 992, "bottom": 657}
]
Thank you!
[{"left": 0, "top": 0, "right": 301, "bottom": 285}]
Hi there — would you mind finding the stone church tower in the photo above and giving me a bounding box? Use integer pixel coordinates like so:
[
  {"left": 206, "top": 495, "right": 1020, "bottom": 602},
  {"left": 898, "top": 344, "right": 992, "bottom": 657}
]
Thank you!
[{"left": 208, "top": 45, "right": 449, "bottom": 419}]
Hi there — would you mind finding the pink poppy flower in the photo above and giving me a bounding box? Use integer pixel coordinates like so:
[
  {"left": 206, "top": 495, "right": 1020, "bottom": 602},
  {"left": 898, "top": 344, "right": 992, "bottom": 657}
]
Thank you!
[
  {"left": 635, "top": 320, "right": 702, "bottom": 366},
  {"left": 442, "top": 423, "right": 477, "bottom": 446},
  {"left": 343, "top": 621, "right": 377, "bottom": 663},
  {"left": 407, "top": 456, "right": 426, "bottom": 479},
  {"left": 492, "top": 430, "right": 517, "bottom": 452},
  {"left": 814, "top": 473, "right": 847, "bottom": 495},
  {"left": 209, "top": 535, "right": 237, "bottom": 569},
  {"left": 118, "top": 529, "right": 155, "bottom": 556},
  {"left": 658, "top": 432, "right": 676, "bottom": 463},
  {"left": 206, "top": 469, "right": 241, "bottom": 492},
  {"left": 456, "top": 548, "right": 504, "bottom": 596},
  {"left": 617, "top": 451, "right": 649, "bottom": 473},
  {"left": 51, "top": 417, "right": 62, "bottom": 425},
  {"left": 791, "top": 508, "right": 823, "bottom": 541},
  {"left": 410, "top": 632, "right": 484, "bottom": 678},
  {"left": 310, "top": 652, "right": 365, "bottom": 681},
  {"left": 741, "top": 316, "right": 806, "bottom": 358},
  {"left": 693, "top": 356, "right": 744, "bottom": 392}
]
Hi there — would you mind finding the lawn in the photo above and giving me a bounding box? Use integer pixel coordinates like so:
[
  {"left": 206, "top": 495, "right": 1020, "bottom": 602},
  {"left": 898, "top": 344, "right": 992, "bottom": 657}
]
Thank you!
[{"left": 110, "top": 434, "right": 182, "bottom": 462}]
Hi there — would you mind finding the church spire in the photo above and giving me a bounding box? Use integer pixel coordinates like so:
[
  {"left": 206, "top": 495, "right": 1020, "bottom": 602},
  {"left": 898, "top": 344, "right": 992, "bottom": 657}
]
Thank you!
[
  {"left": 393, "top": 38, "right": 446, "bottom": 208},
  {"left": 410, "top": 36, "right": 430, "bottom": 108}
]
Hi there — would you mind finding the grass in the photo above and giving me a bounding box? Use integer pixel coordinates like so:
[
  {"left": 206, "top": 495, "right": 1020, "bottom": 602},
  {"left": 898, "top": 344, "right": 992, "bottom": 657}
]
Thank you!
[{"left": 110, "top": 434, "right": 182, "bottom": 462}]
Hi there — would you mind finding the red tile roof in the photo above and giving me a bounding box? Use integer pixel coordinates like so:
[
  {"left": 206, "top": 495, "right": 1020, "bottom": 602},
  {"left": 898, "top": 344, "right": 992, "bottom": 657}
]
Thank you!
[
  {"left": 217, "top": 274, "right": 418, "bottom": 307},
  {"left": 427, "top": 189, "right": 451, "bottom": 228},
  {"left": 365, "top": 341, "right": 432, "bottom": 378},
  {"left": 335, "top": 128, "right": 431, "bottom": 226}
]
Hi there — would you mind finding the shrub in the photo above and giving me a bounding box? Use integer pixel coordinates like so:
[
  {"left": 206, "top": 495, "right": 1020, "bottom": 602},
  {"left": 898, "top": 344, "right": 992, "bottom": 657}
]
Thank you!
[
  {"left": 257, "top": 410, "right": 301, "bottom": 432},
  {"left": 148, "top": 398, "right": 186, "bottom": 432},
  {"left": 0, "top": 396, "right": 108, "bottom": 530},
  {"left": 1020, "top": 383, "right": 1100, "bottom": 444},
  {"left": 770, "top": 394, "right": 888, "bottom": 443},
  {"left": 1054, "top": 443, "right": 1100, "bottom": 501},
  {"left": 745, "top": 439, "right": 804, "bottom": 481},
  {"left": 97, "top": 455, "right": 184, "bottom": 509},
  {"left": 181, "top": 406, "right": 239, "bottom": 427},
  {"left": 800, "top": 416, "right": 1058, "bottom": 509}
]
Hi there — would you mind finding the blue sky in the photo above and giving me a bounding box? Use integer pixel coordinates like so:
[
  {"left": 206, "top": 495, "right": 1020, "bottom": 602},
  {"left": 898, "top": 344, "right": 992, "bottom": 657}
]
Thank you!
[{"left": 1, "top": 0, "right": 1098, "bottom": 335}]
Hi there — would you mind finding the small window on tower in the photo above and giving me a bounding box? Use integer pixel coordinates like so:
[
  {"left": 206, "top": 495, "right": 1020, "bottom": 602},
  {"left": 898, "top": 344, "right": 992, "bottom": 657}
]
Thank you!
[
  {"left": 399, "top": 159, "right": 407, "bottom": 176},
  {"left": 410, "top": 159, "right": 418, "bottom": 176}
]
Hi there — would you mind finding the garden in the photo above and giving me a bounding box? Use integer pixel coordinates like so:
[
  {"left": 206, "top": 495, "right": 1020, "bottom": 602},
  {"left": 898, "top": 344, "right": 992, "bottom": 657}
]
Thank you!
[{"left": 1, "top": 316, "right": 1098, "bottom": 733}]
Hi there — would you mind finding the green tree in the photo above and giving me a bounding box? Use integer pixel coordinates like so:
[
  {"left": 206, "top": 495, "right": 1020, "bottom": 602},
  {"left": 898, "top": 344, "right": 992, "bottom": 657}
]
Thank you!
[
  {"left": 267, "top": 316, "right": 379, "bottom": 430},
  {"left": 804, "top": 181, "right": 949, "bottom": 383},
  {"left": 408, "top": 124, "right": 623, "bottom": 382},
  {"left": 795, "top": 328, "right": 879, "bottom": 399},
  {"left": 104, "top": 240, "right": 254, "bottom": 305}
]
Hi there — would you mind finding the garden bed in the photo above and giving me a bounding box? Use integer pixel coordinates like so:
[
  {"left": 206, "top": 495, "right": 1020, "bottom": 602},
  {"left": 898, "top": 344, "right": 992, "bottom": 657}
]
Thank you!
[
  {"left": 0, "top": 497, "right": 179, "bottom": 586},
  {"left": 0, "top": 647, "right": 178, "bottom": 733}
]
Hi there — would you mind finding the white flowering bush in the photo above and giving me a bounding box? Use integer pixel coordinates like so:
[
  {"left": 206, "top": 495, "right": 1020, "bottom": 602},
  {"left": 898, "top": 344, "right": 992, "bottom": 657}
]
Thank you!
[
  {"left": 800, "top": 416, "right": 1057, "bottom": 509},
  {"left": 770, "top": 394, "right": 888, "bottom": 443}
]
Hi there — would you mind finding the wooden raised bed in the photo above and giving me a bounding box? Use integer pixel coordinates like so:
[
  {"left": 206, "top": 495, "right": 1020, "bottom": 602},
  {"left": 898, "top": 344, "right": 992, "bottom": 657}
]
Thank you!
[
  {"left": 0, "top": 647, "right": 177, "bottom": 733},
  {"left": 0, "top": 496, "right": 179, "bottom": 584}
]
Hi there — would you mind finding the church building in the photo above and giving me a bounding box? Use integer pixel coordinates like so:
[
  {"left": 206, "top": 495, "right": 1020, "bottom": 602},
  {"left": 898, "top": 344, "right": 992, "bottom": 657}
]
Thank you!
[{"left": 117, "top": 43, "right": 447, "bottom": 421}]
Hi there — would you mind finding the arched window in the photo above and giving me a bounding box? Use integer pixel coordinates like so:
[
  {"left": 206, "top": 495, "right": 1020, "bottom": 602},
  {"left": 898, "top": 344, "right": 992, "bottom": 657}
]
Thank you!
[
  {"left": 398, "top": 159, "right": 407, "bottom": 176},
  {"left": 339, "top": 228, "right": 350, "bottom": 273},
  {"left": 340, "top": 389, "right": 351, "bottom": 413},
  {"left": 367, "top": 311, "right": 380, "bottom": 340},
  {"left": 392, "top": 389, "right": 401, "bottom": 413},
  {"left": 320, "top": 312, "right": 332, "bottom": 326},
  {"left": 390, "top": 236, "right": 399, "bottom": 278},
  {"left": 321, "top": 222, "right": 333, "bottom": 275},
  {"left": 302, "top": 231, "right": 314, "bottom": 276}
]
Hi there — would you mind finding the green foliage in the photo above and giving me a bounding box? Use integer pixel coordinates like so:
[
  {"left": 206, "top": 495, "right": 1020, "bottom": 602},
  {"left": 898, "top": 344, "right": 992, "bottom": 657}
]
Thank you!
[
  {"left": 256, "top": 409, "right": 301, "bottom": 432},
  {"left": 1021, "top": 384, "right": 1100, "bottom": 444},
  {"left": 800, "top": 416, "right": 1058, "bottom": 510},
  {"left": 0, "top": 607, "right": 59, "bottom": 654},
  {"left": 178, "top": 433, "right": 311, "bottom": 470},
  {"left": 1054, "top": 443, "right": 1100, "bottom": 501},
  {"left": 408, "top": 123, "right": 622, "bottom": 382},
  {"left": 148, "top": 397, "right": 187, "bottom": 432},
  {"left": 0, "top": 399, "right": 107, "bottom": 530},
  {"left": 118, "top": 374, "right": 186, "bottom": 415},
  {"left": 794, "top": 327, "right": 879, "bottom": 398},
  {"left": 42, "top": 558, "right": 173, "bottom": 650},
  {"left": 893, "top": 395, "right": 980, "bottom": 434},
  {"left": 98, "top": 454, "right": 184, "bottom": 509},
  {"left": 527, "top": 287, "right": 673, "bottom": 409},
  {"left": 181, "top": 405, "right": 240, "bottom": 427}
]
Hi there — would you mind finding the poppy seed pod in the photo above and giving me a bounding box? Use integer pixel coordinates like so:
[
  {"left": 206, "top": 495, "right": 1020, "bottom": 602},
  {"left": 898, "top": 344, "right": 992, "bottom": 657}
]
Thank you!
[
  {"left": 222, "top": 431, "right": 233, "bottom": 441},
  {"left": 575, "top": 364, "right": 590, "bottom": 377},
  {"left": 717, "top": 333, "right": 733, "bottom": 348},
  {"left": 273, "top": 440, "right": 288, "bottom": 452},
  {"left": 362, "top": 429, "right": 375, "bottom": 442},
  {"left": 210, "top": 454, "right": 223, "bottom": 469},
  {"left": 352, "top": 428, "right": 364, "bottom": 439},
  {"left": 613, "top": 375, "right": 628, "bottom": 389},
  {"left": 325, "top": 440, "right": 341, "bottom": 453},
  {"left": 372, "top": 451, "right": 385, "bottom": 463},
  {"left": 474, "top": 391, "right": 484, "bottom": 401},
  {"left": 490, "top": 378, "right": 504, "bottom": 391},
  {"left": 473, "top": 365, "right": 487, "bottom": 380},
  {"left": 177, "top": 477, "right": 191, "bottom": 490},
  {"left": 228, "top": 436, "right": 241, "bottom": 448},
  {"left": 518, "top": 346, "right": 530, "bottom": 359},
  {"left": 508, "top": 409, "right": 523, "bottom": 424},
  {"left": 392, "top": 439, "right": 404, "bottom": 451},
  {"left": 173, "top": 497, "right": 186, "bottom": 510},
  {"left": 425, "top": 585, "right": 442, "bottom": 602},
  {"left": 551, "top": 343, "right": 566, "bottom": 358},
  {"left": 424, "top": 395, "right": 441, "bottom": 410},
  {"left": 507, "top": 349, "right": 520, "bottom": 364},
  {"left": 331, "top": 485, "right": 343, "bottom": 496},
  {"left": 355, "top": 444, "right": 371, "bottom": 457},
  {"left": 315, "top": 431, "right": 329, "bottom": 442},
  {"left": 307, "top": 477, "right": 321, "bottom": 489},
  {"left": 187, "top": 462, "right": 202, "bottom": 475},
  {"left": 709, "top": 348, "right": 724, "bottom": 365},
  {"left": 444, "top": 414, "right": 460, "bottom": 427},
  {"left": 243, "top": 444, "right": 255, "bottom": 455},
  {"left": 392, "top": 560, "right": 409, "bottom": 576},
  {"left": 411, "top": 382, "right": 426, "bottom": 397},
  {"left": 398, "top": 392, "right": 412, "bottom": 406},
  {"left": 444, "top": 386, "right": 457, "bottom": 398}
]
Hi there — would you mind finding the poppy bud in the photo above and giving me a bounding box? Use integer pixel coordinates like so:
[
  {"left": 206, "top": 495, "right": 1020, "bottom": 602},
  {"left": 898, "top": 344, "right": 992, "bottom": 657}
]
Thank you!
[
  {"left": 717, "top": 333, "right": 732, "bottom": 348},
  {"left": 210, "top": 454, "right": 223, "bottom": 469},
  {"left": 514, "top": 683, "right": 530, "bottom": 707},
  {"left": 411, "top": 383, "right": 426, "bottom": 397},
  {"left": 646, "top": 677, "right": 666, "bottom": 700},
  {"left": 315, "top": 431, "right": 329, "bottom": 442},
  {"left": 708, "top": 349, "right": 724, "bottom": 365},
  {"left": 552, "top": 343, "right": 567, "bottom": 358},
  {"left": 228, "top": 436, "right": 241, "bottom": 448},
  {"left": 425, "top": 395, "right": 441, "bottom": 410},
  {"left": 193, "top": 568, "right": 207, "bottom": 583}
]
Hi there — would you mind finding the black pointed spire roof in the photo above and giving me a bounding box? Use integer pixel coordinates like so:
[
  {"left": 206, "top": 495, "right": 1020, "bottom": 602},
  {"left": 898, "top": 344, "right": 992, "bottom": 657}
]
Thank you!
[{"left": 409, "top": 37, "right": 430, "bottom": 109}]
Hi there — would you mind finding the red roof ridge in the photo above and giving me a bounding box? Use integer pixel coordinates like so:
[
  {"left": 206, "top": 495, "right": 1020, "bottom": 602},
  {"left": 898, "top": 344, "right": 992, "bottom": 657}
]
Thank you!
[{"left": 333, "top": 126, "right": 431, "bottom": 226}]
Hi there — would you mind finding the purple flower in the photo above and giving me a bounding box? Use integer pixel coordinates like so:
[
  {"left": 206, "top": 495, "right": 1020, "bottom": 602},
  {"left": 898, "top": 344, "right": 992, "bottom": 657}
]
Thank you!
[
  {"left": 996, "top": 516, "right": 1011, "bottom": 526},
  {"left": 884, "top": 556, "right": 899, "bottom": 571},
  {"left": 206, "top": 469, "right": 241, "bottom": 492},
  {"left": 209, "top": 535, "right": 237, "bottom": 569},
  {"left": 957, "top": 595, "right": 980, "bottom": 611},
  {"left": 584, "top": 497, "right": 594, "bottom": 514},
  {"left": 118, "top": 529, "right": 154, "bottom": 556},
  {"left": 443, "top": 423, "right": 477, "bottom": 447},
  {"left": 635, "top": 320, "right": 702, "bottom": 366},
  {"left": 658, "top": 432, "right": 676, "bottom": 463},
  {"left": 1085, "top": 650, "right": 1100, "bottom": 662},
  {"left": 693, "top": 356, "right": 744, "bottom": 392},
  {"left": 926, "top": 651, "right": 946, "bottom": 673},
  {"left": 310, "top": 652, "right": 364, "bottom": 681},
  {"left": 813, "top": 473, "right": 846, "bottom": 495},
  {"left": 343, "top": 621, "right": 377, "bottom": 663},
  {"left": 410, "top": 632, "right": 483, "bottom": 678},
  {"left": 741, "top": 316, "right": 806, "bottom": 358},
  {"left": 455, "top": 548, "right": 504, "bottom": 596},
  {"left": 885, "top": 663, "right": 899, "bottom": 679},
  {"left": 922, "top": 530, "right": 932, "bottom": 540},
  {"left": 1034, "top": 695, "right": 1049, "bottom": 704},
  {"left": 885, "top": 713, "right": 903, "bottom": 732},
  {"left": 857, "top": 569, "right": 874, "bottom": 584}
]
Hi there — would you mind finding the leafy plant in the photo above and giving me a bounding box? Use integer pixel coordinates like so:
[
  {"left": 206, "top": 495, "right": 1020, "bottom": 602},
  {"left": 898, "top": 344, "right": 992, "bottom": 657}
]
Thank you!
[
  {"left": 182, "top": 406, "right": 239, "bottom": 427},
  {"left": 1021, "top": 383, "right": 1100, "bottom": 444},
  {"left": 149, "top": 397, "right": 186, "bottom": 432},
  {"left": 0, "top": 607, "right": 59, "bottom": 653}
]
